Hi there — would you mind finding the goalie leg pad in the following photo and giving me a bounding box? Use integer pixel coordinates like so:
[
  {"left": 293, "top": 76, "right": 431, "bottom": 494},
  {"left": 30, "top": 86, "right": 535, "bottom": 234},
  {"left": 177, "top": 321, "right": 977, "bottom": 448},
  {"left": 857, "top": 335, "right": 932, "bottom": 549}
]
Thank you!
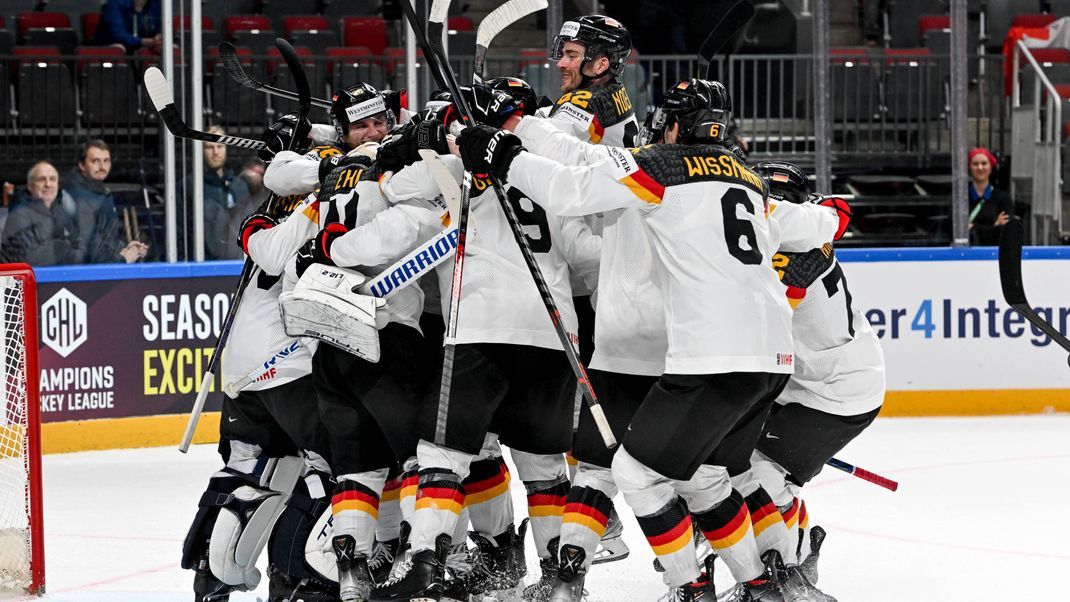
[
  {"left": 279, "top": 264, "right": 388, "bottom": 362},
  {"left": 207, "top": 455, "right": 304, "bottom": 589},
  {"left": 269, "top": 470, "right": 335, "bottom": 584}
]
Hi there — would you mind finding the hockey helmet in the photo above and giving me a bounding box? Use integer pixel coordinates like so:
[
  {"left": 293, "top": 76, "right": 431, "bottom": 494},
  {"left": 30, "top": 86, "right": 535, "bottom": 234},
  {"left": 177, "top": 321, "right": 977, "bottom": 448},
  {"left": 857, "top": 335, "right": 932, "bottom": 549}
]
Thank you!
[
  {"left": 551, "top": 15, "right": 632, "bottom": 78},
  {"left": 485, "top": 77, "right": 540, "bottom": 116},
  {"left": 330, "top": 82, "right": 397, "bottom": 144},
  {"left": 639, "top": 79, "right": 732, "bottom": 145},
  {"left": 753, "top": 161, "right": 814, "bottom": 204}
]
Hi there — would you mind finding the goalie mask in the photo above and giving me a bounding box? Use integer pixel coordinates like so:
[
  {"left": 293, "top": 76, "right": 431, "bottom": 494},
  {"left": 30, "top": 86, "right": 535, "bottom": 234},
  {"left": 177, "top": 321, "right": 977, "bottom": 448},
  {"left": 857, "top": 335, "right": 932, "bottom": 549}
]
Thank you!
[
  {"left": 330, "top": 82, "right": 397, "bottom": 147},
  {"left": 638, "top": 79, "right": 731, "bottom": 146},
  {"left": 551, "top": 15, "right": 632, "bottom": 79},
  {"left": 753, "top": 161, "right": 814, "bottom": 204}
]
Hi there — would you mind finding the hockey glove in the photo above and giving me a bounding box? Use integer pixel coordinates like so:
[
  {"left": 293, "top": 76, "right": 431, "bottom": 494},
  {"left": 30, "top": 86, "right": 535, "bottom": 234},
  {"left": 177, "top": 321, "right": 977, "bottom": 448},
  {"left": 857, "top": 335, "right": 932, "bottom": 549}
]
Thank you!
[
  {"left": 318, "top": 153, "right": 373, "bottom": 187},
  {"left": 258, "top": 114, "right": 313, "bottom": 163},
  {"left": 236, "top": 212, "right": 278, "bottom": 256},
  {"left": 382, "top": 89, "right": 408, "bottom": 122},
  {"left": 376, "top": 119, "right": 450, "bottom": 173},
  {"left": 460, "top": 83, "right": 519, "bottom": 128},
  {"left": 817, "top": 197, "right": 852, "bottom": 241},
  {"left": 456, "top": 125, "right": 525, "bottom": 182},
  {"left": 295, "top": 222, "right": 349, "bottom": 277}
]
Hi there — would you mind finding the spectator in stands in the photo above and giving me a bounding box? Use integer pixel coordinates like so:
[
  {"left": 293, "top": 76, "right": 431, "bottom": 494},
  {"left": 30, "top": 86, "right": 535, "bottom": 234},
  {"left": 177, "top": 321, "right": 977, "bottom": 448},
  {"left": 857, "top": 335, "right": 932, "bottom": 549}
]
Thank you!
[
  {"left": 968, "top": 147, "right": 1014, "bottom": 246},
  {"left": 180, "top": 127, "right": 251, "bottom": 260},
  {"left": 95, "top": 0, "right": 162, "bottom": 54},
  {"left": 65, "top": 140, "right": 149, "bottom": 264},
  {"left": 1, "top": 162, "right": 87, "bottom": 266}
]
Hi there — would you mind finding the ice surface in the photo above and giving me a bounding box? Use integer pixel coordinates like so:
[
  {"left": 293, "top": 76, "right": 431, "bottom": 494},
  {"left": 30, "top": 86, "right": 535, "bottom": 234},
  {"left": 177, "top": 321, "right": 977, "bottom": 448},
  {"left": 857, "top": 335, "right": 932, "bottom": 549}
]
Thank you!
[{"left": 26, "top": 415, "right": 1070, "bottom": 600}]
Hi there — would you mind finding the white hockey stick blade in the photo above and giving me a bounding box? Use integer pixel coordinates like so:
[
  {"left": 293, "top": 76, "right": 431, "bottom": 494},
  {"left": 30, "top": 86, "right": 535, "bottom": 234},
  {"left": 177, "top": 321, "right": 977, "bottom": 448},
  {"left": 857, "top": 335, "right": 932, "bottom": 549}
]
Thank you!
[
  {"left": 418, "top": 150, "right": 463, "bottom": 225},
  {"left": 476, "top": 0, "right": 548, "bottom": 49},
  {"left": 143, "top": 66, "right": 175, "bottom": 111},
  {"left": 178, "top": 372, "right": 215, "bottom": 453},
  {"left": 429, "top": 0, "right": 452, "bottom": 25}
]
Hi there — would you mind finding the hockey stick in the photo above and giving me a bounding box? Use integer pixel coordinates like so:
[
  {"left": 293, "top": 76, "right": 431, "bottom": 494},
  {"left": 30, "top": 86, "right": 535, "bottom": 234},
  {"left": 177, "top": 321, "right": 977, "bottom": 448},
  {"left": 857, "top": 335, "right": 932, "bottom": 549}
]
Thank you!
[
  {"left": 143, "top": 67, "right": 267, "bottom": 150},
  {"left": 218, "top": 41, "right": 333, "bottom": 110},
  {"left": 418, "top": 149, "right": 463, "bottom": 224},
  {"left": 825, "top": 457, "right": 899, "bottom": 492},
  {"left": 403, "top": 0, "right": 617, "bottom": 449},
  {"left": 179, "top": 39, "right": 313, "bottom": 452},
  {"left": 999, "top": 218, "right": 1070, "bottom": 365},
  {"left": 473, "top": 0, "right": 548, "bottom": 82},
  {"left": 696, "top": 0, "right": 755, "bottom": 78}
]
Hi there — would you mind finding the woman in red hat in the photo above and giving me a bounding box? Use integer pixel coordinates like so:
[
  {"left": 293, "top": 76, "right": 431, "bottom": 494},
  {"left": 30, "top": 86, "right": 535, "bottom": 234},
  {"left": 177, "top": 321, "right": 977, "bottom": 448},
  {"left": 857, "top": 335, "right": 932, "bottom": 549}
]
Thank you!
[{"left": 967, "top": 147, "right": 1014, "bottom": 245}]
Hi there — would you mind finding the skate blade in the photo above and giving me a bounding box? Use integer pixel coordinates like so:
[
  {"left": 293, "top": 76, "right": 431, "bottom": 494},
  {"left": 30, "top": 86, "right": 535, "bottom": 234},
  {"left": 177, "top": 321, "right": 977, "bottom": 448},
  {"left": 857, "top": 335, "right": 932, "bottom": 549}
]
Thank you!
[{"left": 591, "top": 537, "right": 630, "bottom": 566}]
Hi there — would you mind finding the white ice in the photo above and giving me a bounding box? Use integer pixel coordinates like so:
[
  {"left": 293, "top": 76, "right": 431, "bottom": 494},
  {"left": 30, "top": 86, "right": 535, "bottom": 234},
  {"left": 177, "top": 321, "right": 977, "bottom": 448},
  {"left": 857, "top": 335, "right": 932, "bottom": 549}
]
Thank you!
[{"left": 21, "top": 415, "right": 1070, "bottom": 601}]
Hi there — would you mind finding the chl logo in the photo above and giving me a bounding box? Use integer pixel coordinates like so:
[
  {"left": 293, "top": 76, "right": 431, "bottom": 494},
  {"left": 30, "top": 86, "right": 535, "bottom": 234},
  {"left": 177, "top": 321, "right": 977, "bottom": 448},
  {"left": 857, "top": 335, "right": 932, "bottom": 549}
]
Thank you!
[{"left": 41, "top": 288, "right": 88, "bottom": 358}]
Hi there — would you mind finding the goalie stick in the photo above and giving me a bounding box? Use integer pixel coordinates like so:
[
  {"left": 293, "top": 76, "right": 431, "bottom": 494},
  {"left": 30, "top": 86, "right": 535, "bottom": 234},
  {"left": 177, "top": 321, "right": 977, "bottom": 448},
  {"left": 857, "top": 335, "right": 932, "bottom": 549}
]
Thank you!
[
  {"left": 218, "top": 41, "right": 334, "bottom": 110},
  {"left": 143, "top": 67, "right": 267, "bottom": 150},
  {"left": 401, "top": 0, "right": 618, "bottom": 449},
  {"left": 999, "top": 217, "right": 1070, "bottom": 365},
  {"left": 179, "top": 38, "right": 312, "bottom": 453}
]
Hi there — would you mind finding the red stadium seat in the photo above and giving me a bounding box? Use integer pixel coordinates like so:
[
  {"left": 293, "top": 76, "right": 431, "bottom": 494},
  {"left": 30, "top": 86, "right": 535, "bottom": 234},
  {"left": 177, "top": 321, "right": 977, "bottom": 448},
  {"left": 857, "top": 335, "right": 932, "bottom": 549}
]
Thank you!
[
  {"left": 1011, "top": 14, "right": 1058, "bottom": 29},
  {"left": 447, "top": 16, "right": 474, "bottom": 32},
  {"left": 12, "top": 45, "right": 61, "bottom": 64},
  {"left": 884, "top": 47, "right": 931, "bottom": 63},
  {"left": 284, "top": 15, "right": 330, "bottom": 37},
  {"left": 267, "top": 44, "right": 312, "bottom": 74},
  {"left": 343, "top": 17, "right": 388, "bottom": 55},
  {"left": 225, "top": 14, "right": 271, "bottom": 38},
  {"left": 326, "top": 45, "right": 374, "bottom": 70},
  {"left": 519, "top": 47, "right": 548, "bottom": 68},
  {"left": 81, "top": 12, "right": 101, "bottom": 42},
  {"left": 173, "top": 15, "right": 214, "bottom": 31},
  {"left": 1029, "top": 48, "right": 1070, "bottom": 65},
  {"left": 75, "top": 45, "right": 125, "bottom": 73},
  {"left": 16, "top": 12, "right": 70, "bottom": 37},
  {"left": 918, "top": 15, "right": 950, "bottom": 38}
]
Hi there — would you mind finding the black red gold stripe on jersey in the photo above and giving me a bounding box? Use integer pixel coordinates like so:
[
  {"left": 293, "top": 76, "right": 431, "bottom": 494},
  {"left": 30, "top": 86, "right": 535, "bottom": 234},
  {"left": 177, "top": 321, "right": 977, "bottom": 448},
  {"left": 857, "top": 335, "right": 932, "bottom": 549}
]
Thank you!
[
  {"left": 381, "top": 474, "right": 403, "bottom": 504},
  {"left": 562, "top": 485, "right": 613, "bottom": 538},
  {"left": 588, "top": 116, "right": 605, "bottom": 144},
  {"left": 526, "top": 479, "right": 569, "bottom": 518},
  {"left": 786, "top": 285, "right": 806, "bottom": 309},
  {"left": 745, "top": 488, "right": 784, "bottom": 541},
  {"left": 781, "top": 498, "right": 801, "bottom": 531},
  {"left": 463, "top": 456, "right": 511, "bottom": 506},
  {"left": 636, "top": 498, "right": 694, "bottom": 557},
  {"left": 415, "top": 468, "right": 465, "bottom": 516},
  {"left": 799, "top": 500, "right": 809, "bottom": 529},
  {"left": 620, "top": 167, "right": 665, "bottom": 204},
  {"left": 332, "top": 480, "right": 381, "bottom": 519},
  {"left": 694, "top": 490, "right": 752, "bottom": 550}
]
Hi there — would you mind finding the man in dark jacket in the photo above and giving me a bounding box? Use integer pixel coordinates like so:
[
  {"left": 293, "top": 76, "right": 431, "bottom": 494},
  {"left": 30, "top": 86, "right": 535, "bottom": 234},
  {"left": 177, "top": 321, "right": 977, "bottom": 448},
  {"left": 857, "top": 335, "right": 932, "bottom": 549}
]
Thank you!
[
  {"left": 2, "top": 162, "right": 88, "bottom": 266},
  {"left": 179, "top": 127, "right": 252, "bottom": 260},
  {"left": 95, "top": 0, "right": 162, "bottom": 53},
  {"left": 65, "top": 140, "right": 149, "bottom": 263}
]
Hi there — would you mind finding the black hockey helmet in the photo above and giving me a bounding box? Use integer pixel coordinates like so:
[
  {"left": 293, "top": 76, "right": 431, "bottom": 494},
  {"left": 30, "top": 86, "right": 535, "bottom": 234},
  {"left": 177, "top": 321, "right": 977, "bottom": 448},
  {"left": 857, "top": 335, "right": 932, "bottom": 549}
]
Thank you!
[
  {"left": 550, "top": 15, "right": 632, "bottom": 79},
  {"left": 257, "top": 112, "right": 312, "bottom": 163},
  {"left": 330, "top": 82, "right": 397, "bottom": 144},
  {"left": 485, "top": 77, "right": 539, "bottom": 115},
  {"left": 753, "top": 161, "right": 813, "bottom": 204},
  {"left": 638, "top": 79, "right": 732, "bottom": 145}
]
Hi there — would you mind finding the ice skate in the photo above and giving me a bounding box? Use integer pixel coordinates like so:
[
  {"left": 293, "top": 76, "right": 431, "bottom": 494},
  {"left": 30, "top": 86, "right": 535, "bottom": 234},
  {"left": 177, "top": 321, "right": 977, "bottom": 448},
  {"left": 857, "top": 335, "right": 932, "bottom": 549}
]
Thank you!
[
  {"left": 781, "top": 564, "right": 835, "bottom": 602},
  {"left": 267, "top": 563, "right": 342, "bottom": 602},
  {"left": 798, "top": 526, "right": 825, "bottom": 585},
  {"left": 717, "top": 550, "right": 785, "bottom": 602},
  {"left": 591, "top": 508, "right": 629, "bottom": 565},
  {"left": 333, "top": 535, "right": 374, "bottom": 601},
  {"left": 522, "top": 533, "right": 558, "bottom": 601},
  {"left": 370, "top": 534, "right": 452, "bottom": 602},
  {"left": 443, "top": 524, "right": 526, "bottom": 601},
  {"left": 660, "top": 554, "right": 718, "bottom": 602},
  {"left": 368, "top": 538, "right": 400, "bottom": 585},
  {"left": 548, "top": 544, "right": 587, "bottom": 602}
]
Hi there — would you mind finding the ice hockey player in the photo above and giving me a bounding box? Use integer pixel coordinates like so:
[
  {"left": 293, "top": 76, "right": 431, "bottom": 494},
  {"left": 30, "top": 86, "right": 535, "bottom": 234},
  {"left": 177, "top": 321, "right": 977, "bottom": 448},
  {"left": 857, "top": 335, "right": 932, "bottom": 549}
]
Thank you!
[
  {"left": 451, "top": 77, "right": 845, "bottom": 601},
  {"left": 548, "top": 15, "right": 639, "bottom": 147},
  {"left": 263, "top": 82, "right": 407, "bottom": 197},
  {"left": 367, "top": 81, "right": 600, "bottom": 602},
  {"left": 731, "top": 161, "right": 881, "bottom": 598},
  {"left": 181, "top": 115, "right": 338, "bottom": 602}
]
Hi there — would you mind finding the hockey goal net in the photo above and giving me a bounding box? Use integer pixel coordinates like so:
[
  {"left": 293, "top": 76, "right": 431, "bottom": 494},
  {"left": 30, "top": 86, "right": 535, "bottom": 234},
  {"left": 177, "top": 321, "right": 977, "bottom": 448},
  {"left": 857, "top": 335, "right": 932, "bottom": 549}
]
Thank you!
[{"left": 0, "top": 265, "right": 43, "bottom": 594}]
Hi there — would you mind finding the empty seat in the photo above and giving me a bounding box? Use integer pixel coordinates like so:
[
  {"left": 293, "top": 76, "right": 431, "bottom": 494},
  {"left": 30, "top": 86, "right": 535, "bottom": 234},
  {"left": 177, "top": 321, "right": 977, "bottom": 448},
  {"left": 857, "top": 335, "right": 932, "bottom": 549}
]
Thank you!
[
  {"left": 16, "top": 11, "right": 69, "bottom": 37},
  {"left": 328, "top": 46, "right": 388, "bottom": 90},
  {"left": 174, "top": 15, "right": 214, "bottom": 32},
  {"left": 264, "top": 0, "right": 321, "bottom": 29},
  {"left": 269, "top": 45, "right": 328, "bottom": 119},
  {"left": 1021, "top": 48, "right": 1070, "bottom": 103},
  {"left": 285, "top": 16, "right": 336, "bottom": 55},
  {"left": 225, "top": 15, "right": 271, "bottom": 38},
  {"left": 918, "top": 15, "right": 950, "bottom": 40},
  {"left": 884, "top": 48, "right": 941, "bottom": 121},
  {"left": 210, "top": 45, "right": 268, "bottom": 126},
  {"left": 76, "top": 46, "right": 137, "bottom": 127},
  {"left": 343, "top": 16, "right": 388, "bottom": 55},
  {"left": 23, "top": 27, "right": 79, "bottom": 54},
  {"left": 519, "top": 47, "right": 548, "bottom": 69},
  {"left": 232, "top": 30, "right": 278, "bottom": 55},
  {"left": 284, "top": 16, "right": 330, "bottom": 37},
  {"left": 1011, "top": 14, "right": 1058, "bottom": 29},
  {"left": 13, "top": 46, "right": 76, "bottom": 128},
  {"left": 447, "top": 16, "right": 473, "bottom": 32},
  {"left": 325, "top": 0, "right": 382, "bottom": 22},
  {"left": 829, "top": 48, "right": 882, "bottom": 122},
  {"left": 81, "top": 12, "right": 100, "bottom": 44}
]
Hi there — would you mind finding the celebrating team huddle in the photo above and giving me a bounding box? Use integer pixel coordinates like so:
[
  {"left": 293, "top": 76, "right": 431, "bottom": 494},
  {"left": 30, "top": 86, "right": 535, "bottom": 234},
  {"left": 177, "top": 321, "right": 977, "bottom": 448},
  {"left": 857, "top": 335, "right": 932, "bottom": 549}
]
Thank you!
[{"left": 179, "top": 12, "right": 885, "bottom": 602}]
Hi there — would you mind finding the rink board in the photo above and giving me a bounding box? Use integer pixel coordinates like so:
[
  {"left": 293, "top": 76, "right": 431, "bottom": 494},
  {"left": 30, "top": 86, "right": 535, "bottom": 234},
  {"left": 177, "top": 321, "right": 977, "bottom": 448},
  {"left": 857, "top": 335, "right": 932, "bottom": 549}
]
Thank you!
[{"left": 32, "top": 247, "right": 1070, "bottom": 452}]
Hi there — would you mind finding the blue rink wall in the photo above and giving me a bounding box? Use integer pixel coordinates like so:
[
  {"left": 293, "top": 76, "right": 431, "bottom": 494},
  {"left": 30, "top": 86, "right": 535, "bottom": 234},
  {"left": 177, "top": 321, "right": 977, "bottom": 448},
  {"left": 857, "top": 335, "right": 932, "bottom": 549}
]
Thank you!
[{"left": 31, "top": 246, "right": 1070, "bottom": 453}]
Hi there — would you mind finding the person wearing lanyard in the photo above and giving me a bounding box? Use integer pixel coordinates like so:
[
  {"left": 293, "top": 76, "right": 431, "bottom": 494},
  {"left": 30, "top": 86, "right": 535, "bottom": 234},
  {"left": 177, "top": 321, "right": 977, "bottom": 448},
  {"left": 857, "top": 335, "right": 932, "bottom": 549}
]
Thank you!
[
  {"left": 95, "top": 0, "right": 162, "bottom": 53},
  {"left": 967, "top": 147, "right": 1013, "bottom": 246}
]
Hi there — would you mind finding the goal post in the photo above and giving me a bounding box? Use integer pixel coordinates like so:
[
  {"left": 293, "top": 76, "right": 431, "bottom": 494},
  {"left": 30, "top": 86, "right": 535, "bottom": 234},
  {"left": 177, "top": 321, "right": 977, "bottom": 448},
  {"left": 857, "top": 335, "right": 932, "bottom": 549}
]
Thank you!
[{"left": 0, "top": 264, "right": 44, "bottom": 594}]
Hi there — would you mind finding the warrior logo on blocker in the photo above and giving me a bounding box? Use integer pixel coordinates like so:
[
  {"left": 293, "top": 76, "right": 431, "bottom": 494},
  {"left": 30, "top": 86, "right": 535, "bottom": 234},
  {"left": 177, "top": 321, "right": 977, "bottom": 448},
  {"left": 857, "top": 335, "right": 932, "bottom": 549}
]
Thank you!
[{"left": 41, "top": 288, "right": 88, "bottom": 358}]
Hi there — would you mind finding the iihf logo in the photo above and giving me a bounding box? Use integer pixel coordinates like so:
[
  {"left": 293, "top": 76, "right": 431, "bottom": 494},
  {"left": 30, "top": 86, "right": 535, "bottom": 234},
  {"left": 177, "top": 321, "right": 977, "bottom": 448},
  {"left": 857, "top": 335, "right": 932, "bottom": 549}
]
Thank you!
[{"left": 41, "top": 288, "right": 88, "bottom": 358}]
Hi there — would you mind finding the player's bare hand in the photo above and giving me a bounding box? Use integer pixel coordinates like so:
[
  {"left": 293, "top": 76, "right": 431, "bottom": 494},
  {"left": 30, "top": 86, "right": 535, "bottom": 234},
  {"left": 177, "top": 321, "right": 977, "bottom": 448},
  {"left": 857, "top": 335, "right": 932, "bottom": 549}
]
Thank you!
[{"left": 995, "top": 211, "right": 1010, "bottom": 226}]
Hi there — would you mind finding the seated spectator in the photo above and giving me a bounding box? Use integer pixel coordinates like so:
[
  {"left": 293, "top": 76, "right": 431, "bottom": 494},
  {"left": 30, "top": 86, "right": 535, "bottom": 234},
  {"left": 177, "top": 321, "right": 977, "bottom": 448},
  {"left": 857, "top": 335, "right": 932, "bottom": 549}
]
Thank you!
[
  {"left": 968, "top": 147, "right": 1014, "bottom": 246},
  {"left": 65, "top": 140, "right": 149, "bottom": 264},
  {"left": 95, "top": 0, "right": 162, "bottom": 54},
  {"left": 180, "top": 127, "right": 252, "bottom": 260},
  {"left": 2, "top": 162, "right": 87, "bottom": 266},
  {"left": 221, "top": 159, "right": 271, "bottom": 260}
]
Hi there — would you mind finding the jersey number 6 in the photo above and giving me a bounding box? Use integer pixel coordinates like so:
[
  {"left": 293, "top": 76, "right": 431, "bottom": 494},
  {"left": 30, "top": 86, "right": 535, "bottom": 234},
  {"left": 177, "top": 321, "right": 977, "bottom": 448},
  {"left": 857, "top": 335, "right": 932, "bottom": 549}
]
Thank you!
[{"left": 721, "top": 188, "right": 763, "bottom": 265}]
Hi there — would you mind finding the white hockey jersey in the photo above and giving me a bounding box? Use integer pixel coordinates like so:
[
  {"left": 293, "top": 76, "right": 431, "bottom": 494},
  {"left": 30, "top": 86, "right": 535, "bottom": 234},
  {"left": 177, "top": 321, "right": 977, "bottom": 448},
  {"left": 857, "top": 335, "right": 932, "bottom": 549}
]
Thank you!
[
  {"left": 768, "top": 216, "right": 886, "bottom": 416},
  {"left": 507, "top": 134, "right": 801, "bottom": 375},
  {"left": 222, "top": 194, "right": 321, "bottom": 394},
  {"left": 547, "top": 80, "right": 639, "bottom": 147},
  {"left": 514, "top": 116, "right": 666, "bottom": 376},
  {"left": 383, "top": 156, "right": 600, "bottom": 351}
]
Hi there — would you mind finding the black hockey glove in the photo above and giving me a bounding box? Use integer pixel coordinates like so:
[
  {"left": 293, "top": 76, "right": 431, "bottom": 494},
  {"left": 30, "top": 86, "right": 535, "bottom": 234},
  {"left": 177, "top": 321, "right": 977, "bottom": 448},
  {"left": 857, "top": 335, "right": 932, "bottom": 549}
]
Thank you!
[
  {"left": 376, "top": 120, "right": 450, "bottom": 173},
  {"left": 455, "top": 125, "right": 525, "bottom": 182},
  {"left": 295, "top": 222, "right": 349, "bottom": 277},
  {"left": 459, "top": 83, "right": 518, "bottom": 128},
  {"left": 318, "top": 153, "right": 374, "bottom": 187},
  {"left": 236, "top": 212, "right": 278, "bottom": 256},
  {"left": 382, "top": 89, "right": 408, "bottom": 121},
  {"left": 258, "top": 114, "right": 313, "bottom": 163}
]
